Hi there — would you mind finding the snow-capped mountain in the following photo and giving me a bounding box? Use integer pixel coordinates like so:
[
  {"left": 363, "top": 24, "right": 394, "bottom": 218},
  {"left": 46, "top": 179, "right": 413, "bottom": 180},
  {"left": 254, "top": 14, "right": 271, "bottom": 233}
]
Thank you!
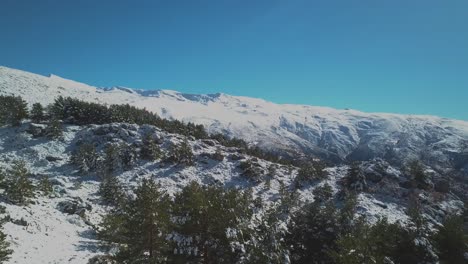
[{"left": 1, "top": 66, "right": 467, "bottom": 170}]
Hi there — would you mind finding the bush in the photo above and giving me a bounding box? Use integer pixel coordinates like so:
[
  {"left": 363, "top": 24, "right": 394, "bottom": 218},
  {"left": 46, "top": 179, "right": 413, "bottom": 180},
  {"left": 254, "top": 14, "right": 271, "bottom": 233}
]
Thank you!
[
  {"left": 239, "top": 159, "right": 264, "bottom": 182},
  {"left": 5, "top": 160, "right": 34, "bottom": 204},
  {"left": 46, "top": 118, "right": 63, "bottom": 140},
  {"left": 30, "top": 103, "right": 45, "bottom": 123},
  {"left": 432, "top": 214, "right": 466, "bottom": 264},
  {"left": 0, "top": 95, "right": 28, "bottom": 126},
  {"left": 166, "top": 139, "right": 194, "bottom": 166},
  {"left": 71, "top": 143, "right": 99, "bottom": 173},
  {"left": 139, "top": 133, "right": 161, "bottom": 161},
  {"left": 407, "top": 160, "right": 430, "bottom": 190},
  {"left": 295, "top": 160, "right": 328, "bottom": 186}
]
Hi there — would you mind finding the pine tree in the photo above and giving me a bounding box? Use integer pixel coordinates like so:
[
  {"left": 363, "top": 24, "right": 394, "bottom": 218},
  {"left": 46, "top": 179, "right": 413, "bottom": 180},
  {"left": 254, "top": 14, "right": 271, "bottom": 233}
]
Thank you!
[
  {"left": 71, "top": 143, "right": 99, "bottom": 173},
  {"left": 140, "top": 133, "right": 161, "bottom": 161},
  {"left": 0, "top": 95, "right": 28, "bottom": 126},
  {"left": 5, "top": 160, "right": 34, "bottom": 204},
  {"left": 432, "top": 214, "right": 466, "bottom": 264},
  {"left": 99, "top": 172, "right": 125, "bottom": 206},
  {"left": 0, "top": 168, "right": 7, "bottom": 190},
  {"left": 167, "top": 139, "right": 194, "bottom": 166},
  {"left": 102, "top": 144, "right": 122, "bottom": 173},
  {"left": 246, "top": 187, "right": 294, "bottom": 264},
  {"left": 46, "top": 118, "right": 63, "bottom": 140},
  {"left": 30, "top": 103, "right": 45, "bottom": 123},
  {"left": 172, "top": 182, "right": 253, "bottom": 263},
  {"left": 312, "top": 183, "right": 333, "bottom": 204},
  {"left": 295, "top": 160, "right": 328, "bottom": 187},
  {"left": 0, "top": 226, "right": 12, "bottom": 263},
  {"left": 99, "top": 179, "right": 172, "bottom": 263},
  {"left": 407, "top": 160, "right": 429, "bottom": 189},
  {"left": 342, "top": 162, "right": 367, "bottom": 192},
  {"left": 38, "top": 175, "right": 53, "bottom": 196},
  {"left": 120, "top": 143, "right": 137, "bottom": 170}
]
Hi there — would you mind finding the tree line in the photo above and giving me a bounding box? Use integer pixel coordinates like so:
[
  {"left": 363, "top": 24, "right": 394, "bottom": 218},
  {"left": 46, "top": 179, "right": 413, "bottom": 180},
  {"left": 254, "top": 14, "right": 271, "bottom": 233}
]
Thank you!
[{"left": 0, "top": 95, "right": 297, "bottom": 166}]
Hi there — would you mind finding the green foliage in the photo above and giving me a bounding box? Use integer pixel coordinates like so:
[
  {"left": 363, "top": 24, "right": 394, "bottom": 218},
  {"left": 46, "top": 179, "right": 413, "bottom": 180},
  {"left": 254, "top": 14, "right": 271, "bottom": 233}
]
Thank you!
[
  {"left": 71, "top": 143, "right": 99, "bottom": 173},
  {"left": 287, "top": 200, "right": 342, "bottom": 263},
  {"left": 342, "top": 162, "right": 367, "bottom": 192},
  {"left": 0, "top": 168, "right": 7, "bottom": 190},
  {"left": 172, "top": 182, "right": 253, "bottom": 263},
  {"left": 0, "top": 226, "right": 12, "bottom": 263},
  {"left": 99, "top": 179, "right": 171, "bottom": 263},
  {"left": 295, "top": 160, "right": 328, "bottom": 186},
  {"left": 119, "top": 143, "right": 137, "bottom": 170},
  {"left": 407, "top": 193, "right": 427, "bottom": 234},
  {"left": 30, "top": 103, "right": 45, "bottom": 123},
  {"left": 102, "top": 144, "right": 122, "bottom": 173},
  {"left": 432, "top": 214, "right": 466, "bottom": 264},
  {"left": 140, "top": 133, "right": 161, "bottom": 161},
  {"left": 45, "top": 118, "right": 63, "bottom": 140},
  {"left": 312, "top": 183, "right": 333, "bottom": 204},
  {"left": 239, "top": 159, "right": 264, "bottom": 182},
  {"left": 407, "top": 160, "right": 429, "bottom": 189},
  {"left": 99, "top": 172, "right": 125, "bottom": 206},
  {"left": 246, "top": 185, "right": 296, "bottom": 264},
  {"left": 166, "top": 139, "right": 194, "bottom": 166},
  {"left": 5, "top": 160, "right": 34, "bottom": 204},
  {"left": 0, "top": 95, "right": 28, "bottom": 126},
  {"left": 38, "top": 175, "right": 53, "bottom": 196},
  {"left": 47, "top": 96, "right": 295, "bottom": 166}
]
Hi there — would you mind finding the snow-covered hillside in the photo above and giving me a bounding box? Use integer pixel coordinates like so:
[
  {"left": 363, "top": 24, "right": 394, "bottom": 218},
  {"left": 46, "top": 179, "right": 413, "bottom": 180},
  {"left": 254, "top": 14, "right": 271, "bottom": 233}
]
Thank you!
[
  {"left": 1, "top": 120, "right": 463, "bottom": 264},
  {"left": 1, "top": 66, "right": 467, "bottom": 169}
]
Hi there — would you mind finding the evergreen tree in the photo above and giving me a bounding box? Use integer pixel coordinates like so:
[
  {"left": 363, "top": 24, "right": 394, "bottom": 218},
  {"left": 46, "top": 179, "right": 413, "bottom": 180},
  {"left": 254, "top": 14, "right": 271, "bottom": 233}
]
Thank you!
[
  {"left": 246, "top": 186, "right": 295, "bottom": 264},
  {"left": 102, "top": 144, "right": 122, "bottom": 173},
  {"left": 38, "top": 175, "right": 53, "bottom": 196},
  {"left": 167, "top": 139, "right": 194, "bottom": 166},
  {"left": 0, "top": 226, "right": 12, "bottom": 263},
  {"left": 71, "top": 143, "right": 99, "bottom": 173},
  {"left": 295, "top": 160, "right": 328, "bottom": 187},
  {"left": 140, "top": 133, "right": 161, "bottom": 161},
  {"left": 99, "top": 179, "right": 172, "bottom": 263},
  {"left": 46, "top": 118, "right": 63, "bottom": 140},
  {"left": 5, "top": 160, "right": 34, "bottom": 204},
  {"left": 342, "top": 162, "right": 367, "bottom": 192},
  {"left": 407, "top": 160, "right": 429, "bottom": 189},
  {"left": 120, "top": 143, "right": 137, "bottom": 170},
  {"left": 312, "top": 183, "right": 333, "bottom": 204},
  {"left": 287, "top": 201, "right": 340, "bottom": 263},
  {"left": 0, "top": 95, "right": 28, "bottom": 126},
  {"left": 0, "top": 168, "right": 7, "bottom": 190},
  {"left": 432, "top": 214, "right": 466, "bottom": 264},
  {"left": 30, "top": 103, "right": 45, "bottom": 123},
  {"left": 172, "top": 182, "right": 253, "bottom": 263},
  {"left": 99, "top": 172, "right": 125, "bottom": 206}
]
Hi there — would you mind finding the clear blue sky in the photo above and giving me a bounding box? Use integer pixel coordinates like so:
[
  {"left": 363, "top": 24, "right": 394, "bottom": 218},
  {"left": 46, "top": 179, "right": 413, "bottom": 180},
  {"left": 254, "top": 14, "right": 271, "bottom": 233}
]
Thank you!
[{"left": 1, "top": 0, "right": 467, "bottom": 120}]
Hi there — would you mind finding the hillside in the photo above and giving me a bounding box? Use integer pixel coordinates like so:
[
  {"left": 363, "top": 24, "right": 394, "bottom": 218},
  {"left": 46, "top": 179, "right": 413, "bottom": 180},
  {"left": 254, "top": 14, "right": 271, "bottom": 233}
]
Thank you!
[
  {"left": 0, "top": 66, "right": 467, "bottom": 263},
  {"left": 1, "top": 66, "right": 467, "bottom": 169}
]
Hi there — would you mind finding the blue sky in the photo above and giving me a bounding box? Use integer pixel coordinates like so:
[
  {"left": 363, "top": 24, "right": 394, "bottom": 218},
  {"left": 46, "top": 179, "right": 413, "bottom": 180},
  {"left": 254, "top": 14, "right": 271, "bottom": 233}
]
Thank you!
[{"left": 1, "top": 0, "right": 467, "bottom": 120}]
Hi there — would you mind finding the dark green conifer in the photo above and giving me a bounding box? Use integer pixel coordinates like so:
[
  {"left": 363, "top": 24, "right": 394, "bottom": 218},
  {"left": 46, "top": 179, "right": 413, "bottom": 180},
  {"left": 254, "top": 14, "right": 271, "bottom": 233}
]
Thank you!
[
  {"left": 46, "top": 118, "right": 63, "bottom": 140},
  {"left": 99, "top": 179, "right": 171, "bottom": 263},
  {"left": 30, "top": 103, "right": 45, "bottom": 123},
  {"left": 5, "top": 160, "right": 34, "bottom": 204},
  {"left": 140, "top": 133, "right": 161, "bottom": 161}
]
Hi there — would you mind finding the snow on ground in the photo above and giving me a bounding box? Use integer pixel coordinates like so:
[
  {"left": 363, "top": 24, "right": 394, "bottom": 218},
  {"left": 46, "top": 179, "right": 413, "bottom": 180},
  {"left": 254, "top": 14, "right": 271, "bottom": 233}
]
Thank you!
[{"left": 2, "top": 65, "right": 467, "bottom": 167}]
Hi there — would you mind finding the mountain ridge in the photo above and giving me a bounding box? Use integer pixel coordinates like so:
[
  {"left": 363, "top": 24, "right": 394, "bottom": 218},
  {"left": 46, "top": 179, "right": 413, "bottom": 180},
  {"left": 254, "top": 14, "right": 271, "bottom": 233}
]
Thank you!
[{"left": 1, "top": 66, "right": 467, "bottom": 169}]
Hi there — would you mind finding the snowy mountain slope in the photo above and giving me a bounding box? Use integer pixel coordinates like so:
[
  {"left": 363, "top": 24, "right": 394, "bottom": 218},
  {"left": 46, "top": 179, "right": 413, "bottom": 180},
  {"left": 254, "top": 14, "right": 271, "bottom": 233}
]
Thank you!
[
  {"left": 2, "top": 121, "right": 463, "bottom": 264},
  {"left": 1, "top": 66, "right": 467, "bottom": 169}
]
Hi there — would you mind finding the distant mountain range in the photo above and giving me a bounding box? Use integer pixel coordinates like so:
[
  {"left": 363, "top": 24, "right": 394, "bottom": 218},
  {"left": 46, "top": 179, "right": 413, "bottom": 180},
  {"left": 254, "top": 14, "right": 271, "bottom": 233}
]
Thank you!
[{"left": 1, "top": 66, "right": 467, "bottom": 171}]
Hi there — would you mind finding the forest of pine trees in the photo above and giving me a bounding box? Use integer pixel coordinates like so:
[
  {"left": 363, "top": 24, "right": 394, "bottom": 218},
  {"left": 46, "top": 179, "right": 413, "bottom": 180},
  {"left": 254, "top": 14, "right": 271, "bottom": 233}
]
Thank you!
[{"left": 95, "top": 176, "right": 467, "bottom": 264}]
